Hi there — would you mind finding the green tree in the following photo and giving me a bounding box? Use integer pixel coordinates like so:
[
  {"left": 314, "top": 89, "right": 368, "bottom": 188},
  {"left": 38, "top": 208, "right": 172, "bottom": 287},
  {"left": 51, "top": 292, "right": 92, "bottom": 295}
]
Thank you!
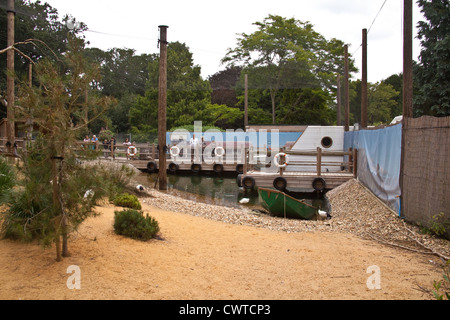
[
  {"left": 367, "top": 82, "right": 400, "bottom": 125},
  {"left": 6, "top": 35, "right": 112, "bottom": 261},
  {"left": 414, "top": 0, "right": 450, "bottom": 116},
  {"left": 381, "top": 73, "right": 403, "bottom": 119},
  {"left": 222, "top": 15, "right": 356, "bottom": 124},
  {"left": 348, "top": 79, "right": 400, "bottom": 126},
  {"left": 209, "top": 66, "right": 242, "bottom": 108},
  {"left": 129, "top": 42, "right": 212, "bottom": 133},
  {"left": 0, "top": 0, "right": 86, "bottom": 117}
]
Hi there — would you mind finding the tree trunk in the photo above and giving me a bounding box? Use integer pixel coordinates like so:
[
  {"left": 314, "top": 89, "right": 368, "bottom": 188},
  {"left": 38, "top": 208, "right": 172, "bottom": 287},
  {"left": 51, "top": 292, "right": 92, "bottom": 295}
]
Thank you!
[
  {"left": 54, "top": 218, "right": 62, "bottom": 262},
  {"left": 51, "top": 150, "right": 63, "bottom": 261},
  {"left": 62, "top": 215, "right": 70, "bottom": 257}
]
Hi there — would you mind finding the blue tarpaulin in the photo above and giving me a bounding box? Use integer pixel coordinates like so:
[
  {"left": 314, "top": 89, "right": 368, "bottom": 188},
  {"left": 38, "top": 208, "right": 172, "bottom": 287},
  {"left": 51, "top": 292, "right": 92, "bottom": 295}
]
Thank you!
[{"left": 344, "top": 124, "right": 402, "bottom": 213}]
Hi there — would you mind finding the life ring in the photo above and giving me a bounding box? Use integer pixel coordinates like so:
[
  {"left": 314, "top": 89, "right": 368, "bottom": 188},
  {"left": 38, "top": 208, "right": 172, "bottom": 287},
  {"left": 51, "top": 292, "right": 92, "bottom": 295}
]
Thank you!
[
  {"left": 273, "top": 177, "right": 287, "bottom": 191},
  {"left": 274, "top": 153, "right": 289, "bottom": 168},
  {"left": 312, "top": 177, "right": 326, "bottom": 192},
  {"left": 127, "top": 146, "right": 137, "bottom": 157},
  {"left": 214, "top": 146, "right": 225, "bottom": 157},
  {"left": 147, "top": 161, "right": 157, "bottom": 172},
  {"left": 242, "top": 176, "right": 256, "bottom": 190},
  {"left": 170, "top": 146, "right": 180, "bottom": 157}
]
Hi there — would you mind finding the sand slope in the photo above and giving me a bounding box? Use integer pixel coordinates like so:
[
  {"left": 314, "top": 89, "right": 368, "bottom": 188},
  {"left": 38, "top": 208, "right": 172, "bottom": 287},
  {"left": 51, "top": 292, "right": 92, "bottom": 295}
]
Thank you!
[{"left": 0, "top": 200, "right": 442, "bottom": 300}]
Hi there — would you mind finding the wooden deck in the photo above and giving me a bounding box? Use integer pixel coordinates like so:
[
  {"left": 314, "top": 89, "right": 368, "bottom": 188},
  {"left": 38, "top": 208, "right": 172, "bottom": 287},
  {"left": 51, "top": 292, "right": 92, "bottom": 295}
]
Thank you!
[
  {"left": 237, "top": 170, "right": 355, "bottom": 192},
  {"left": 237, "top": 147, "right": 357, "bottom": 192},
  {"left": 124, "top": 158, "right": 244, "bottom": 174}
]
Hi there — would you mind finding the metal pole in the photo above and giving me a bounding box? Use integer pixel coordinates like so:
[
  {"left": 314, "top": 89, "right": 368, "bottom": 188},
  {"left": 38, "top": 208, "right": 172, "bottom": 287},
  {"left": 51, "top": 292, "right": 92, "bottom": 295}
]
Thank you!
[{"left": 158, "top": 25, "right": 169, "bottom": 190}]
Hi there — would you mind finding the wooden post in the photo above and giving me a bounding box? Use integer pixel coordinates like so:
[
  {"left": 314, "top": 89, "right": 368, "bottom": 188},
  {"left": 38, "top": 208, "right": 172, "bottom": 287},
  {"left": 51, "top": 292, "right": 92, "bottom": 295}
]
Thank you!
[
  {"left": 400, "top": 0, "right": 413, "bottom": 217},
  {"left": 316, "top": 147, "right": 322, "bottom": 176},
  {"left": 6, "top": 0, "right": 15, "bottom": 155},
  {"left": 158, "top": 25, "right": 168, "bottom": 190},
  {"left": 361, "top": 28, "right": 368, "bottom": 129},
  {"left": 344, "top": 45, "right": 350, "bottom": 132},
  {"left": 244, "top": 74, "right": 248, "bottom": 129},
  {"left": 403, "top": 0, "right": 413, "bottom": 119},
  {"left": 337, "top": 74, "right": 341, "bottom": 126},
  {"left": 352, "top": 148, "right": 358, "bottom": 178}
]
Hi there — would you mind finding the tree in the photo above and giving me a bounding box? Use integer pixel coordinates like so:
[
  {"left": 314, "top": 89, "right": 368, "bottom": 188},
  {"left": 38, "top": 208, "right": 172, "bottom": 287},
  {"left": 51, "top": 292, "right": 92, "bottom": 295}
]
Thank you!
[
  {"left": 381, "top": 73, "right": 403, "bottom": 120},
  {"left": 209, "top": 66, "right": 242, "bottom": 107},
  {"left": 0, "top": 0, "right": 86, "bottom": 117},
  {"left": 348, "top": 79, "right": 400, "bottom": 126},
  {"left": 414, "top": 0, "right": 450, "bottom": 116},
  {"left": 6, "top": 35, "right": 112, "bottom": 261},
  {"left": 129, "top": 42, "right": 212, "bottom": 133},
  {"left": 367, "top": 82, "right": 400, "bottom": 125},
  {"left": 222, "top": 15, "right": 356, "bottom": 124}
]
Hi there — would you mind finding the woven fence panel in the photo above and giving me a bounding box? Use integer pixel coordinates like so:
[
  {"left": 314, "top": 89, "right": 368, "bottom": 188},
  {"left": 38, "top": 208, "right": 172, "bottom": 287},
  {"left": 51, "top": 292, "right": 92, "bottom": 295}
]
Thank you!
[{"left": 402, "top": 116, "right": 450, "bottom": 233}]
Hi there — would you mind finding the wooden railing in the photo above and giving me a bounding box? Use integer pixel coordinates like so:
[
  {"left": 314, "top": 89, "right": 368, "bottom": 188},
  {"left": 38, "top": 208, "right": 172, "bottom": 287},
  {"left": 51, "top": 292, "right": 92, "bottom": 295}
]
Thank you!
[
  {"left": 243, "top": 147, "right": 357, "bottom": 177},
  {"left": 74, "top": 141, "right": 158, "bottom": 160}
]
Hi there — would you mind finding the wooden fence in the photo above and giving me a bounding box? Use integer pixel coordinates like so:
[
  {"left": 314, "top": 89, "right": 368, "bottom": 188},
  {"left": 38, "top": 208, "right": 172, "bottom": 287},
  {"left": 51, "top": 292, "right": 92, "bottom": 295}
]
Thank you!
[{"left": 401, "top": 116, "right": 450, "bottom": 237}]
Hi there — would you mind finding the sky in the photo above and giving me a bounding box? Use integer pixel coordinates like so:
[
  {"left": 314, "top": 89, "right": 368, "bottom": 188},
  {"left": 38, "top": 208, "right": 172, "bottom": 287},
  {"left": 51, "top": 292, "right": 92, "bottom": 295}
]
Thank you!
[{"left": 44, "top": 0, "right": 425, "bottom": 83}]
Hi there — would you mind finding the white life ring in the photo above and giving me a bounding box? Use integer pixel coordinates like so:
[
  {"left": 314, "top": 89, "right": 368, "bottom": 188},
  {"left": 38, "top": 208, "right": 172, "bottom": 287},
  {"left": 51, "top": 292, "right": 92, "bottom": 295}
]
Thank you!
[
  {"left": 170, "top": 146, "right": 180, "bottom": 157},
  {"left": 214, "top": 146, "right": 225, "bottom": 157},
  {"left": 274, "top": 153, "right": 289, "bottom": 168},
  {"left": 127, "top": 146, "right": 137, "bottom": 157}
]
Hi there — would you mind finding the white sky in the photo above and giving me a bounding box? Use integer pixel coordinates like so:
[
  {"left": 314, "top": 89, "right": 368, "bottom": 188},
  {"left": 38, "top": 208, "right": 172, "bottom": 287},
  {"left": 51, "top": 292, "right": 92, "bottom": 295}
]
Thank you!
[{"left": 44, "top": 0, "right": 425, "bottom": 83}]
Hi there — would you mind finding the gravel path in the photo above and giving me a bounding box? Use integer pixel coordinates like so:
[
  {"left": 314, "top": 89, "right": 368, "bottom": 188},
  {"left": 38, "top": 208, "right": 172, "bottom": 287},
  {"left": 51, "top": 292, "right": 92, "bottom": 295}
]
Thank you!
[{"left": 140, "top": 179, "right": 449, "bottom": 260}]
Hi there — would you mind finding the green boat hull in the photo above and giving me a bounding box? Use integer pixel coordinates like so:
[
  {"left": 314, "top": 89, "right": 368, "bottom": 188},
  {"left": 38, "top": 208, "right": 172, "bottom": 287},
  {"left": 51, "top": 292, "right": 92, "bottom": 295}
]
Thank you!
[{"left": 258, "top": 187, "right": 318, "bottom": 220}]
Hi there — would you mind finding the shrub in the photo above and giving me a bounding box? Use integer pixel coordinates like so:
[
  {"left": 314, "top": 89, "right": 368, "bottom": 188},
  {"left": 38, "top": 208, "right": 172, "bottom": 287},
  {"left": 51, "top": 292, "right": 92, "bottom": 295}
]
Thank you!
[
  {"left": 113, "top": 209, "right": 160, "bottom": 241},
  {"left": 0, "top": 157, "right": 15, "bottom": 205},
  {"left": 113, "top": 193, "right": 141, "bottom": 210}
]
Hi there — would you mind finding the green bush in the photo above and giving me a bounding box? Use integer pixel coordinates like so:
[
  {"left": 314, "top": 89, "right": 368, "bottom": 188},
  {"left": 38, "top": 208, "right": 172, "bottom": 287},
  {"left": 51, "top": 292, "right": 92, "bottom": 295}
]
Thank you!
[
  {"left": 113, "top": 209, "right": 160, "bottom": 241},
  {"left": 113, "top": 193, "right": 141, "bottom": 210},
  {"left": 0, "top": 157, "right": 15, "bottom": 205}
]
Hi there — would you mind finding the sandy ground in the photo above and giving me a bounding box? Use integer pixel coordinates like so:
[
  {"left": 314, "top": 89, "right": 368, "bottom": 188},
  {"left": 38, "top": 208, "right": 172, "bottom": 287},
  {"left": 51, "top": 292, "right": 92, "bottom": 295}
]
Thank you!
[{"left": 0, "top": 198, "right": 444, "bottom": 300}]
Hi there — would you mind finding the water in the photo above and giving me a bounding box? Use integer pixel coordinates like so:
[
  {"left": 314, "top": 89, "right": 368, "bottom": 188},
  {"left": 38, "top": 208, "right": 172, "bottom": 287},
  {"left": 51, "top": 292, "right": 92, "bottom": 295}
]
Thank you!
[{"left": 134, "top": 172, "right": 329, "bottom": 213}]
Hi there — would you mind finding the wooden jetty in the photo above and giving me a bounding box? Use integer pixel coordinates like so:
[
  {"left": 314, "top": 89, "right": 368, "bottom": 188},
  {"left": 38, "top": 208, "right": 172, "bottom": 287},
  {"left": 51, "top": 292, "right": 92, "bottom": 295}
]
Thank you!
[
  {"left": 238, "top": 147, "right": 357, "bottom": 192},
  {"left": 85, "top": 141, "right": 247, "bottom": 175}
]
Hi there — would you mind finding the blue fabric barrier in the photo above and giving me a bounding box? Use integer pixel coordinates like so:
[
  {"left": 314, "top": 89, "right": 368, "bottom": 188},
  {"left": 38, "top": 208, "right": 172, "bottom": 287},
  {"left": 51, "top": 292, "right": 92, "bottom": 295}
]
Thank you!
[{"left": 344, "top": 124, "right": 402, "bottom": 213}]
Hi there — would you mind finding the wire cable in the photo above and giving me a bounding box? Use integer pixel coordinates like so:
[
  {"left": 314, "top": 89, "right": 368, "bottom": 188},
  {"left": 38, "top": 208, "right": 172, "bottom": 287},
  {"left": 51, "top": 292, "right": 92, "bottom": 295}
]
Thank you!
[
  {"left": 352, "top": 0, "right": 389, "bottom": 56},
  {"left": 367, "top": 0, "right": 389, "bottom": 34}
]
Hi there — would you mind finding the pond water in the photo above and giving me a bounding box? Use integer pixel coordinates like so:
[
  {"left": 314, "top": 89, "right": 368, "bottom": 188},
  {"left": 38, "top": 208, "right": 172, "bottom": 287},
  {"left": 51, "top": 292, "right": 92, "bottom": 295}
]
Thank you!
[{"left": 134, "top": 172, "right": 330, "bottom": 213}]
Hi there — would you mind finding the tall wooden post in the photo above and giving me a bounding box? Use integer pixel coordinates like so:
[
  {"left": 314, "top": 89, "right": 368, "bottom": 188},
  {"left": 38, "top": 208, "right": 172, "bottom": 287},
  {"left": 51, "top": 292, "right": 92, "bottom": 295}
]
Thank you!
[
  {"left": 361, "top": 28, "right": 368, "bottom": 129},
  {"left": 403, "top": 0, "right": 413, "bottom": 119},
  {"left": 6, "top": 0, "right": 15, "bottom": 154},
  {"left": 400, "top": 0, "right": 413, "bottom": 218},
  {"left": 337, "top": 74, "right": 341, "bottom": 126},
  {"left": 158, "top": 25, "right": 168, "bottom": 190},
  {"left": 244, "top": 74, "right": 248, "bottom": 129},
  {"left": 344, "top": 45, "right": 350, "bottom": 132}
]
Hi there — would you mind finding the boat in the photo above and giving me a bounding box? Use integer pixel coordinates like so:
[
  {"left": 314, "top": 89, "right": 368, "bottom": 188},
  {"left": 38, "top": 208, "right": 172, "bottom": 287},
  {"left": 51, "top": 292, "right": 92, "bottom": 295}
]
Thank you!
[{"left": 257, "top": 187, "right": 319, "bottom": 220}]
